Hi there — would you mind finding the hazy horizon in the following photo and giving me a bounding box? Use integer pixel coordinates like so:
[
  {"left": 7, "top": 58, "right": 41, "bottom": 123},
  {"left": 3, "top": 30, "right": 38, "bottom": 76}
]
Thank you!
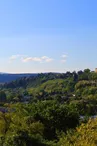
[{"left": 0, "top": 68, "right": 95, "bottom": 74}]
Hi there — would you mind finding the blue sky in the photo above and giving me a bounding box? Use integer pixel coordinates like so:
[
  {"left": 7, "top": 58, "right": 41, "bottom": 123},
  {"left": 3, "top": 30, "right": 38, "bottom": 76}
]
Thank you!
[{"left": 0, "top": 0, "right": 97, "bottom": 73}]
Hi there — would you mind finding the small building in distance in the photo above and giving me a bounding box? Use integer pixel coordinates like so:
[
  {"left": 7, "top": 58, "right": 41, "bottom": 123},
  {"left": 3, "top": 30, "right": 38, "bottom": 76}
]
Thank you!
[{"left": 95, "top": 68, "right": 97, "bottom": 73}]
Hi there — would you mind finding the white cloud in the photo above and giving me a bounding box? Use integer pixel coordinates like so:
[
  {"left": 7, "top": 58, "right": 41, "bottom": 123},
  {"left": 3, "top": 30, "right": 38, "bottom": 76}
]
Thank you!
[
  {"left": 22, "top": 57, "right": 41, "bottom": 62},
  {"left": 41, "top": 56, "right": 53, "bottom": 62},
  {"left": 22, "top": 56, "right": 53, "bottom": 63},
  {"left": 10, "top": 55, "right": 53, "bottom": 63},
  {"left": 10, "top": 55, "right": 26, "bottom": 61},
  {"left": 61, "top": 54, "right": 68, "bottom": 63},
  {"left": 10, "top": 55, "right": 20, "bottom": 60}
]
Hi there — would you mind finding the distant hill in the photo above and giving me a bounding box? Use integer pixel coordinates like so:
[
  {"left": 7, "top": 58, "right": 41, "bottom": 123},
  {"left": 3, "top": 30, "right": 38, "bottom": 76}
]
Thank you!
[
  {"left": 2, "top": 73, "right": 67, "bottom": 88},
  {"left": 0, "top": 73, "right": 37, "bottom": 83}
]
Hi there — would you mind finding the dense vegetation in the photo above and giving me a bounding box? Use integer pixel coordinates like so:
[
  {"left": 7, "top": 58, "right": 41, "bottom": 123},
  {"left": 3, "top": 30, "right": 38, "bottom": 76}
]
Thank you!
[{"left": 0, "top": 69, "right": 97, "bottom": 145}]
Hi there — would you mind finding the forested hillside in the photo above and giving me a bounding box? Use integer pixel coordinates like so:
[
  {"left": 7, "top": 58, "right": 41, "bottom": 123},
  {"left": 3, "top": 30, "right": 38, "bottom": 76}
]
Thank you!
[{"left": 0, "top": 69, "right": 97, "bottom": 145}]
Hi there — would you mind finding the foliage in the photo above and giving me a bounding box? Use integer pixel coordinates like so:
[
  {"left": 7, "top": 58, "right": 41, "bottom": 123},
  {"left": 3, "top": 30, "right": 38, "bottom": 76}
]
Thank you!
[{"left": 57, "top": 118, "right": 97, "bottom": 146}]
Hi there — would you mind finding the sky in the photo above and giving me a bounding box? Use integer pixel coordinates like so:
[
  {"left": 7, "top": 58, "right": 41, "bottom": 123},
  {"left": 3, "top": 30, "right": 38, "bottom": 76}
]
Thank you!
[{"left": 0, "top": 0, "right": 97, "bottom": 73}]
